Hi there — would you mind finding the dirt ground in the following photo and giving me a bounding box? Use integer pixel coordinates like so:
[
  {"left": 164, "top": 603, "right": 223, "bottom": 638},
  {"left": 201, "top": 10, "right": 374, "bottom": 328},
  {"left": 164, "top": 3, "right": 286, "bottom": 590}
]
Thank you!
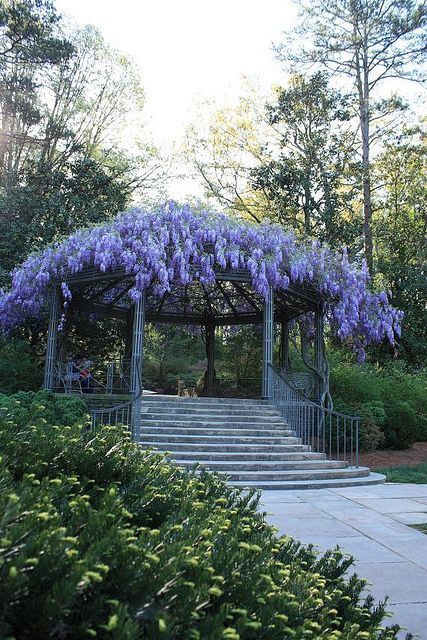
[{"left": 360, "top": 442, "right": 427, "bottom": 469}]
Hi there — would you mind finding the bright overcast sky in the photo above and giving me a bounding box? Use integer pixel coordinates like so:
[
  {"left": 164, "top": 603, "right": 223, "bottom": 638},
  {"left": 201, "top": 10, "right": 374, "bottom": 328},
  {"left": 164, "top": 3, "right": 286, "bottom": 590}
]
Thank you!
[{"left": 56, "top": 0, "right": 296, "bottom": 151}]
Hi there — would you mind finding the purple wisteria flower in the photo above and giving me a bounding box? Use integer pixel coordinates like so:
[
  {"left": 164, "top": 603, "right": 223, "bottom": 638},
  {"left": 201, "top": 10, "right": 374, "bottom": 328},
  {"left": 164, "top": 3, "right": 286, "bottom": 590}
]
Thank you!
[{"left": 0, "top": 202, "right": 403, "bottom": 361}]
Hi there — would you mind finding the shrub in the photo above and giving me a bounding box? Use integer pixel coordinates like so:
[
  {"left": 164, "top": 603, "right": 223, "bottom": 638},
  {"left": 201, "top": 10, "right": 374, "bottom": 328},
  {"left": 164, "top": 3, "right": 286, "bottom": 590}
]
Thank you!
[
  {"left": 0, "top": 389, "right": 87, "bottom": 429},
  {"left": 382, "top": 401, "right": 418, "bottom": 450},
  {"left": 330, "top": 354, "right": 427, "bottom": 450},
  {"left": 0, "top": 337, "right": 42, "bottom": 393},
  {"left": 332, "top": 400, "right": 386, "bottom": 453},
  {"left": 0, "top": 400, "right": 406, "bottom": 639},
  {"left": 358, "top": 402, "right": 387, "bottom": 452}
]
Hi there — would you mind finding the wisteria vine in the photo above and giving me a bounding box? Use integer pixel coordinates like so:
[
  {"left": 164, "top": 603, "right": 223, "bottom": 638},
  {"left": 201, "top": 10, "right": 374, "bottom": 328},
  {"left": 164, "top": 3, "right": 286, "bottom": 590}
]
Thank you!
[{"left": 0, "top": 202, "right": 403, "bottom": 361}]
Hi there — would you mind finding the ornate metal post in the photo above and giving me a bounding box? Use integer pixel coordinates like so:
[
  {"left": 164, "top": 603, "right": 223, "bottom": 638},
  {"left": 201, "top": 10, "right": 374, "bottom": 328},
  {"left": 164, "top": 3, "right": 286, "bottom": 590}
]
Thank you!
[
  {"left": 279, "top": 319, "right": 290, "bottom": 371},
  {"left": 205, "top": 321, "right": 216, "bottom": 396},
  {"left": 262, "top": 285, "right": 274, "bottom": 399},
  {"left": 314, "top": 307, "right": 324, "bottom": 404},
  {"left": 44, "top": 286, "right": 60, "bottom": 391},
  {"left": 130, "top": 292, "right": 145, "bottom": 440}
]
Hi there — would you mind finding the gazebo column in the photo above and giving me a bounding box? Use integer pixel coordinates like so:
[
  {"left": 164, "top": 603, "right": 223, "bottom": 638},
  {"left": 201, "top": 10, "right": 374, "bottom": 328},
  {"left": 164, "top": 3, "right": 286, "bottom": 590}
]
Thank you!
[
  {"left": 44, "top": 286, "right": 60, "bottom": 391},
  {"left": 130, "top": 292, "right": 146, "bottom": 440},
  {"left": 262, "top": 285, "right": 274, "bottom": 399},
  {"left": 205, "top": 321, "right": 216, "bottom": 397},
  {"left": 279, "top": 319, "right": 290, "bottom": 371},
  {"left": 314, "top": 307, "right": 324, "bottom": 404}
]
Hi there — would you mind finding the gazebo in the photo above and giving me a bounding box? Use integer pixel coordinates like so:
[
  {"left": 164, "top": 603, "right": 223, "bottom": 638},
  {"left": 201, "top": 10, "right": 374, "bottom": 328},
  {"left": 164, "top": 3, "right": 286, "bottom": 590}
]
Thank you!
[
  {"left": 0, "top": 203, "right": 402, "bottom": 445},
  {"left": 43, "top": 263, "right": 326, "bottom": 400}
]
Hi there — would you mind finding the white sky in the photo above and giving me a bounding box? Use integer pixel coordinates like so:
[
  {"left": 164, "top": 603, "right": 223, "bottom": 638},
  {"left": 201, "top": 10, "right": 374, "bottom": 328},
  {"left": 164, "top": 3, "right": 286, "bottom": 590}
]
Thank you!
[{"left": 56, "top": 0, "right": 296, "bottom": 151}]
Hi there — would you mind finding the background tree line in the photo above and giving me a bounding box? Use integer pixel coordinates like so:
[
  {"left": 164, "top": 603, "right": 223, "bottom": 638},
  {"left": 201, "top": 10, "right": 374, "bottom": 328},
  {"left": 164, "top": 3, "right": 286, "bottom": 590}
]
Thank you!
[
  {"left": 0, "top": 0, "right": 425, "bottom": 406},
  {"left": 0, "top": 0, "right": 165, "bottom": 282},
  {"left": 186, "top": 0, "right": 426, "bottom": 365}
]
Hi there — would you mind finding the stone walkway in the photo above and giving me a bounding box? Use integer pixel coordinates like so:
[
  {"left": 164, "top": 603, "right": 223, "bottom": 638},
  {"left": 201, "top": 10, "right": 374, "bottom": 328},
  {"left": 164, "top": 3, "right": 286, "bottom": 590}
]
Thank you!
[{"left": 261, "top": 483, "right": 427, "bottom": 639}]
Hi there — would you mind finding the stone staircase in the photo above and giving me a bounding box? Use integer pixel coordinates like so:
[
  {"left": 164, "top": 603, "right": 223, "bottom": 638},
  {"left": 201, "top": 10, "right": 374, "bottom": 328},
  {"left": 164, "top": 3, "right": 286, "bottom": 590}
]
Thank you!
[{"left": 138, "top": 395, "right": 386, "bottom": 489}]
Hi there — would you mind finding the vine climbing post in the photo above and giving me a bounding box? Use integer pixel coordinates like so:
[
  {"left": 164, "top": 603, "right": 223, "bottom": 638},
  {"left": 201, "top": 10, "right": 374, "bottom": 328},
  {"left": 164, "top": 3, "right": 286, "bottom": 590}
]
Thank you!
[
  {"left": 314, "top": 306, "right": 325, "bottom": 404},
  {"left": 279, "top": 319, "right": 290, "bottom": 371},
  {"left": 130, "top": 291, "right": 146, "bottom": 440},
  {"left": 43, "top": 285, "right": 60, "bottom": 391},
  {"left": 262, "top": 285, "right": 274, "bottom": 399}
]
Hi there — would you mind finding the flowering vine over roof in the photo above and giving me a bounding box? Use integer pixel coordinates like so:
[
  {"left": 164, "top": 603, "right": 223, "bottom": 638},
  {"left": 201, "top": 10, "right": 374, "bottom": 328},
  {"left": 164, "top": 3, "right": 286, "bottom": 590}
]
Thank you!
[{"left": 0, "top": 202, "right": 402, "bottom": 361}]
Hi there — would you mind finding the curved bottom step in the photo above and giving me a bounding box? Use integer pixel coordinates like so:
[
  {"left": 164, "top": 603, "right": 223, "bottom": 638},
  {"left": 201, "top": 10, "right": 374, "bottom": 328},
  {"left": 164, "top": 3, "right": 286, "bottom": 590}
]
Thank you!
[{"left": 231, "top": 472, "right": 386, "bottom": 491}]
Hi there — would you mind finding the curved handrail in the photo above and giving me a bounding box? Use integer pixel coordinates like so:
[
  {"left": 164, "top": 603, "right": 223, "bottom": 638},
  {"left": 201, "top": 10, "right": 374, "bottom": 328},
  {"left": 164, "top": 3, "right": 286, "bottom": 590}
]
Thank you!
[
  {"left": 268, "top": 364, "right": 360, "bottom": 468},
  {"left": 89, "top": 358, "right": 143, "bottom": 435},
  {"left": 269, "top": 364, "right": 360, "bottom": 421}
]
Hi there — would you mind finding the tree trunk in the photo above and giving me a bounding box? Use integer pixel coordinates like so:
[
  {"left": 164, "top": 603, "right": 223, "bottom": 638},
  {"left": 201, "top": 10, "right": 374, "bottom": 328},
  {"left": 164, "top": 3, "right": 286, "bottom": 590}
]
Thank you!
[{"left": 356, "top": 31, "right": 373, "bottom": 273}]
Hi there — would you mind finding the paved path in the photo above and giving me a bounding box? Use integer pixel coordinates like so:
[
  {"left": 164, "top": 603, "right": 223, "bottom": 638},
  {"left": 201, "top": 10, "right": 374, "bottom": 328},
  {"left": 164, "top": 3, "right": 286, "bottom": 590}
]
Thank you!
[{"left": 261, "top": 483, "right": 427, "bottom": 639}]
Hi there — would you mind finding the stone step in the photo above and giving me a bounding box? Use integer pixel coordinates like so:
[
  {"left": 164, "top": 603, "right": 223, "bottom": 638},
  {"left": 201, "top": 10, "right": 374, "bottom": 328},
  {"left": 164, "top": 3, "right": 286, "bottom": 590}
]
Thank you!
[
  {"left": 172, "top": 459, "right": 347, "bottom": 472},
  {"left": 139, "top": 434, "right": 301, "bottom": 445},
  {"left": 141, "top": 408, "right": 281, "bottom": 420},
  {"left": 140, "top": 396, "right": 269, "bottom": 408},
  {"left": 233, "top": 472, "right": 386, "bottom": 490},
  {"left": 139, "top": 426, "right": 294, "bottom": 437},
  {"left": 203, "top": 466, "right": 370, "bottom": 482},
  {"left": 139, "top": 419, "right": 289, "bottom": 430},
  {"left": 166, "top": 451, "right": 325, "bottom": 461},
  {"left": 140, "top": 442, "right": 311, "bottom": 453},
  {"left": 140, "top": 410, "right": 283, "bottom": 422}
]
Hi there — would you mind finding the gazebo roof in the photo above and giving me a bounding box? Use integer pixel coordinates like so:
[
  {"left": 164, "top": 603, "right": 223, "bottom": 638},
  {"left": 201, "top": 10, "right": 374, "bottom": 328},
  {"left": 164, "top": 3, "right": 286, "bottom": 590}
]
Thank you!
[
  {"left": 65, "top": 265, "right": 319, "bottom": 326},
  {"left": 0, "top": 202, "right": 402, "bottom": 360}
]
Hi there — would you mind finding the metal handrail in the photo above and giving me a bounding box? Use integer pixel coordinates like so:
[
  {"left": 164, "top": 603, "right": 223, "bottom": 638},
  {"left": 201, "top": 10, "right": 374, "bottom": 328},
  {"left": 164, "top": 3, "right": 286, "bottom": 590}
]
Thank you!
[
  {"left": 55, "top": 359, "right": 131, "bottom": 394},
  {"left": 89, "top": 358, "right": 143, "bottom": 439},
  {"left": 268, "top": 364, "right": 360, "bottom": 468}
]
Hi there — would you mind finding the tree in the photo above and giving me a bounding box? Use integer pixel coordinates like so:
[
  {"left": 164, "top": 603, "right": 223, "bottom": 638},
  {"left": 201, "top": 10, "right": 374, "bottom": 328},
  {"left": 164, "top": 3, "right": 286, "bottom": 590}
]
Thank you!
[
  {"left": 0, "top": 10, "right": 164, "bottom": 282},
  {"left": 373, "top": 123, "right": 427, "bottom": 363},
  {"left": 0, "top": 0, "right": 73, "bottom": 183},
  {"left": 251, "top": 72, "right": 360, "bottom": 246},
  {"left": 279, "top": 0, "right": 427, "bottom": 271},
  {"left": 184, "top": 80, "right": 272, "bottom": 222}
]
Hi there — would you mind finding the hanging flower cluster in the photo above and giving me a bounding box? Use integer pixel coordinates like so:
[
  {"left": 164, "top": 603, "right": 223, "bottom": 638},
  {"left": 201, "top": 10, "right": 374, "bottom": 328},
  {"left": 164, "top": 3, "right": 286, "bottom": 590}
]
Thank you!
[{"left": 0, "top": 202, "right": 402, "bottom": 361}]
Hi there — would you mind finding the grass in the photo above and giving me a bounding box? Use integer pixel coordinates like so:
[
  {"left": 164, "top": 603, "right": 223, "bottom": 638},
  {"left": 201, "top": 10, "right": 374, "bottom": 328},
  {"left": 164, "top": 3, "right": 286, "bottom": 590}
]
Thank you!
[
  {"left": 410, "top": 523, "right": 427, "bottom": 534},
  {"left": 376, "top": 461, "right": 427, "bottom": 483}
]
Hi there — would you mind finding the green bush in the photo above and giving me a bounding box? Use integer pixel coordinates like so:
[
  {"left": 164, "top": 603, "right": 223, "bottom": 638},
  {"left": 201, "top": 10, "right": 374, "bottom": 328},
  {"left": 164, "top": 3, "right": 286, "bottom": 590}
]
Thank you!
[
  {"left": 0, "top": 390, "right": 87, "bottom": 429},
  {"left": 0, "top": 337, "right": 43, "bottom": 393},
  {"left": 0, "top": 400, "right": 405, "bottom": 639},
  {"left": 330, "top": 355, "right": 427, "bottom": 449},
  {"left": 332, "top": 400, "right": 385, "bottom": 453}
]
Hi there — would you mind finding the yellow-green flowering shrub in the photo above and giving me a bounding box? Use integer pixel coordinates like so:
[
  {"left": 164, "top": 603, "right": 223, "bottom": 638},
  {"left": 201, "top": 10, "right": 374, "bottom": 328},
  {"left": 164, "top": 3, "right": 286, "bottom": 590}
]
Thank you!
[{"left": 0, "top": 402, "right": 408, "bottom": 639}]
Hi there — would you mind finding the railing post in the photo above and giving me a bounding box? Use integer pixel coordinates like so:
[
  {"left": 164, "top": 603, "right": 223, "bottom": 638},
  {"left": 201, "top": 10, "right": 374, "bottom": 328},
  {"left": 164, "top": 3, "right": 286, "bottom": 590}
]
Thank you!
[
  {"left": 44, "top": 286, "right": 60, "bottom": 391},
  {"left": 130, "top": 291, "right": 145, "bottom": 440},
  {"left": 106, "top": 362, "right": 114, "bottom": 394},
  {"left": 262, "top": 285, "right": 274, "bottom": 399}
]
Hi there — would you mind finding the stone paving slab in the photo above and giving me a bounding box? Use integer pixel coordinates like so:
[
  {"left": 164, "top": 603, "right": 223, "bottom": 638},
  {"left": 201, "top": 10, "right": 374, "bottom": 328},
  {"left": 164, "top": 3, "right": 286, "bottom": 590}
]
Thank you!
[
  {"left": 390, "top": 512, "right": 427, "bottom": 525},
  {"left": 349, "top": 497, "right": 427, "bottom": 513},
  {"left": 261, "top": 483, "right": 427, "bottom": 639},
  {"left": 300, "top": 535, "right": 406, "bottom": 564}
]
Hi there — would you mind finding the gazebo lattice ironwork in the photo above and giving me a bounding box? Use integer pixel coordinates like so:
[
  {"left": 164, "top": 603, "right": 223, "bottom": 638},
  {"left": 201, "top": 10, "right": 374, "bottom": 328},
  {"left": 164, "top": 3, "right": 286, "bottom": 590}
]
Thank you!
[{"left": 43, "top": 264, "right": 328, "bottom": 435}]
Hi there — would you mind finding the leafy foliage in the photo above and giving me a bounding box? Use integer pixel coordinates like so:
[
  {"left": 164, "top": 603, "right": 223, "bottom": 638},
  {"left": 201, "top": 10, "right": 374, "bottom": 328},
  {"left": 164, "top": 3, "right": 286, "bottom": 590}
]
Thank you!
[
  {"left": 330, "top": 354, "right": 427, "bottom": 449},
  {"left": 0, "top": 337, "right": 43, "bottom": 393},
  {"left": 251, "top": 73, "right": 359, "bottom": 246},
  {"left": 0, "top": 399, "right": 407, "bottom": 639},
  {"left": 0, "top": 389, "right": 86, "bottom": 428}
]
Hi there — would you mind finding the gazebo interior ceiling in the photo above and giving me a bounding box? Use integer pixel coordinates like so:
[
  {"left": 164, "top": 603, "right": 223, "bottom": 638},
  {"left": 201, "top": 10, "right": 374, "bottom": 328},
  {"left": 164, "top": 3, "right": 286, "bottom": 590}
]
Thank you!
[{"left": 66, "top": 267, "right": 319, "bottom": 326}]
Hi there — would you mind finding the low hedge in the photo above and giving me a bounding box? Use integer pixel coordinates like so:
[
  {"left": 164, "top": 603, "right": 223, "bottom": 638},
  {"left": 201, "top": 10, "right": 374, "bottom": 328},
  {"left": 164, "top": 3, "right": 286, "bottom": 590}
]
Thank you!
[{"left": 0, "top": 397, "right": 407, "bottom": 639}]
